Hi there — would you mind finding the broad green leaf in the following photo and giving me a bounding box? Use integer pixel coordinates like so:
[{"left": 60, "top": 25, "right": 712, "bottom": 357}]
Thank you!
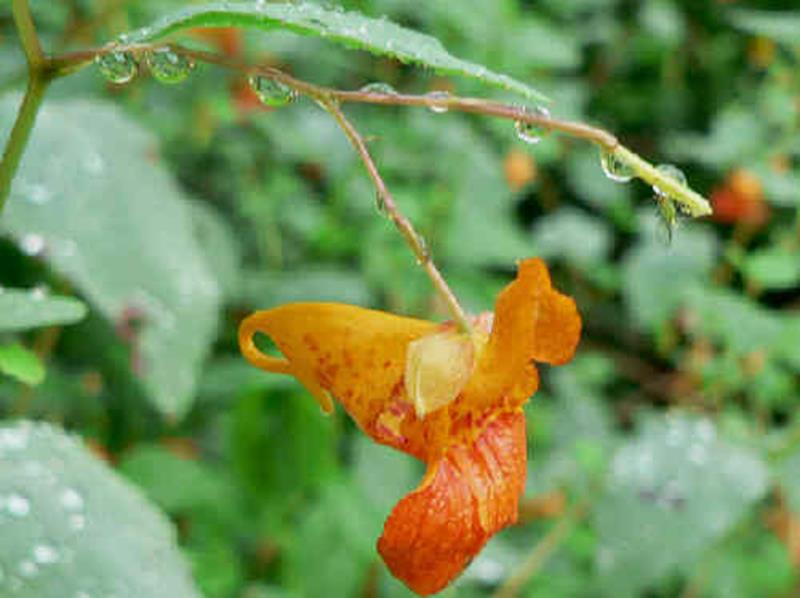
[
  {"left": 0, "top": 289, "right": 87, "bottom": 332},
  {"left": 123, "top": 2, "right": 547, "bottom": 101},
  {"left": 0, "top": 343, "right": 45, "bottom": 386},
  {"left": 728, "top": 9, "right": 800, "bottom": 47},
  {"left": 190, "top": 202, "right": 241, "bottom": 301},
  {"left": 622, "top": 221, "right": 717, "bottom": 330},
  {"left": 594, "top": 413, "right": 768, "bottom": 597},
  {"left": 684, "top": 287, "right": 782, "bottom": 355},
  {"left": 118, "top": 444, "right": 238, "bottom": 522},
  {"left": 0, "top": 421, "right": 201, "bottom": 598},
  {"left": 531, "top": 207, "right": 612, "bottom": 268},
  {"left": 741, "top": 247, "right": 800, "bottom": 291},
  {"left": 0, "top": 96, "right": 220, "bottom": 420}
]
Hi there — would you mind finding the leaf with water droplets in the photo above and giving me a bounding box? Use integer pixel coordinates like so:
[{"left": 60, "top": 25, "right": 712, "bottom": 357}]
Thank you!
[
  {"left": 0, "top": 96, "right": 220, "bottom": 419},
  {"left": 0, "top": 289, "right": 87, "bottom": 332},
  {"left": 121, "top": 2, "right": 548, "bottom": 102},
  {"left": 594, "top": 412, "right": 768, "bottom": 596},
  {"left": 0, "top": 343, "right": 45, "bottom": 386},
  {"left": 0, "top": 420, "right": 201, "bottom": 598}
]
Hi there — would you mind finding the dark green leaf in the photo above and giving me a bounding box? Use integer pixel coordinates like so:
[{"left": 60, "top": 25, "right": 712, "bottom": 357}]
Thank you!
[{"left": 124, "top": 2, "right": 547, "bottom": 101}]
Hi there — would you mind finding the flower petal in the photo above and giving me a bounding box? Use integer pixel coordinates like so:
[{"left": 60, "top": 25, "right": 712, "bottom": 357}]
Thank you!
[
  {"left": 377, "top": 409, "right": 527, "bottom": 595},
  {"left": 239, "top": 303, "right": 436, "bottom": 441},
  {"left": 465, "top": 258, "right": 580, "bottom": 410}
]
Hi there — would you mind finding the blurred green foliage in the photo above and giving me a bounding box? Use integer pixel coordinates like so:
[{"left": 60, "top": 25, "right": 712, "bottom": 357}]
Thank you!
[{"left": 1, "top": 0, "right": 800, "bottom": 596}]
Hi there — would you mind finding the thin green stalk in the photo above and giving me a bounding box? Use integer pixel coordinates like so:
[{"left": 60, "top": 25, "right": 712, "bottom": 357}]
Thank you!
[
  {"left": 0, "top": 75, "right": 48, "bottom": 211},
  {"left": 11, "top": 0, "right": 44, "bottom": 69}
]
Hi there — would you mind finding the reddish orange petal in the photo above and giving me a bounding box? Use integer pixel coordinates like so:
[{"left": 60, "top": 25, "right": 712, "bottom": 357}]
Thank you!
[{"left": 377, "top": 409, "right": 527, "bottom": 595}]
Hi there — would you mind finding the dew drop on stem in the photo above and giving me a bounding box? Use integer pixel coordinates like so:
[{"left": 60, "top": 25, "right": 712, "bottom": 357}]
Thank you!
[
  {"left": 95, "top": 49, "right": 138, "bottom": 85},
  {"left": 652, "top": 164, "right": 687, "bottom": 198},
  {"left": 514, "top": 105, "right": 551, "bottom": 145},
  {"left": 249, "top": 75, "right": 297, "bottom": 107},
  {"left": 426, "top": 90, "right": 451, "bottom": 114},
  {"left": 359, "top": 82, "right": 398, "bottom": 95},
  {"left": 146, "top": 47, "right": 194, "bottom": 84},
  {"left": 599, "top": 148, "right": 634, "bottom": 183}
]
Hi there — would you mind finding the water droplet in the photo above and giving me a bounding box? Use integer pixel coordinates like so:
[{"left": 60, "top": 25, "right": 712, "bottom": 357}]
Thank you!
[
  {"left": 30, "top": 285, "right": 48, "bottom": 301},
  {"left": 146, "top": 47, "right": 194, "bottom": 84},
  {"left": 68, "top": 513, "right": 87, "bottom": 531},
  {"left": 19, "top": 233, "right": 46, "bottom": 256},
  {"left": 0, "top": 428, "right": 29, "bottom": 451},
  {"left": 416, "top": 235, "right": 431, "bottom": 265},
  {"left": 653, "top": 164, "right": 687, "bottom": 198},
  {"left": 688, "top": 443, "right": 707, "bottom": 465},
  {"left": 514, "top": 106, "right": 551, "bottom": 144},
  {"left": 599, "top": 149, "right": 634, "bottom": 183},
  {"left": 17, "top": 560, "right": 37, "bottom": 578},
  {"left": 655, "top": 194, "right": 678, "bottom": 245},
  {"left": 26, "top": 183, "right": 52, "bottom": 205},
  {"left": 359, "top": 82, "right": 397, "bottom": 95},
  {"left": 6, "top": 493, "right": 30, "bottom": 517},
  {"left": 95, "top": 49, "right": 138, "bottom": 85},
  {"left": 33, "top": 544, "right": 59, "bottom": 565},
  {"left": 426, "top": 90, "right": 451, "bottom": 113},
  {"left": 84, "top": 152, "right": 105, "bottom": 175},
  {"left": 60, "top": 487, "right": 84, "bottom": 511},
  {"left": 248, "top": 75, "right": 296, "bottom": 107}
]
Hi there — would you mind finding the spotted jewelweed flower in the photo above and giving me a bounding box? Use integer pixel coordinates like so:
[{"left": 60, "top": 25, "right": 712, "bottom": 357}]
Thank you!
[{"left": 239, "top": 258, "right": 581, "bottom": 595}]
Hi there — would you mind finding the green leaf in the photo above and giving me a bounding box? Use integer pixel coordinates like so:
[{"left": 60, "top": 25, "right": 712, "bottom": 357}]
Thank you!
[
  {"left": 123, "top": 2, "right": 547, "bottom": 102},
  {"left": 532, "top": 207, "right": 612, "bottom": 268},
  {"left": 0, "top": 343, "right": 45, "bottom": 386},
  {"left": 594, "top": 413, "right": 768, "bottom": 596},
  {"left": 0, "top": 96, "right": 220, "bottom": 420},
  {"left": 622, "top": 221, "right": 717, "bottom": 330},
  {"left": 0, "top": 421, "right": 201, "bottom": 597},
  {"left": 118, "top": 444, "right": 238, "bottom": 522},
  {"left": 741, "top": 247, "right": 800, "bottom": 291},
  {"left": 0, "top": 289, "right": 87, "bottom": 332},
  {"left": 728, "top": 9, "right": 800, "bottom": 47}
]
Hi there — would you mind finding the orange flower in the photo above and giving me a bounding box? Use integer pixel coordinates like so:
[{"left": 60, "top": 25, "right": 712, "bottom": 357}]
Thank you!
[
  {"left": 239, "top": 258, "right": 581, "bottom": 594},
  {"left": 710, "top": 169, "right": 769, "bottom": 227}
]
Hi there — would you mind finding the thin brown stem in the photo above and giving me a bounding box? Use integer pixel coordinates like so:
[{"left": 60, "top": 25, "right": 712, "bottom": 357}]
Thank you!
[
  {"left": 320, "top": 98, "right": 474, "bottom": 335},
  {"left": 493, "top": 500, "right": 588, "bottom": 598}
]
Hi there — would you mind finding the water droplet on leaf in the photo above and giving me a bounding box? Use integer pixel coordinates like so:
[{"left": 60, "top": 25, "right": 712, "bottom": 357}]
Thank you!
[
  {"left": 60, "top": 487, "right": 84, "bottom": 511},
  {"left": 599, "top": 149, "right": 634, "bottom": 183},
  {"left": 146, "top": 47, "right": 194, "bottom": 84},
  {"left": 514, "top": 105, "right": 551, "bottom": 144},
  {"left": 248, "top": 75, "right": 296, "bottom": 107},
  {"left": 33, "top": 544, "right": 59, "bottom": 565},
  {"left": 653, "top": 163, "right": 687, "bottom": 198},
  {"left": 95, "top": 49, "right": 138, "bottom": 85},
  {"left": 19, "top": 233, "right": 45, "bottom": 256},
  {"left": 6, "top": 493, "right": 30, "bottom": 517},
  {"left": 426, "top": 90, "right": 451, "bottom": 113}
]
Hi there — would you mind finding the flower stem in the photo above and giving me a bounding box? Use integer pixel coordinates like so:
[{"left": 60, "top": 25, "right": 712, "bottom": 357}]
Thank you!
[
  {"left": 11, "top": 0, "right": 44, "bottom": 69},
  {"left": 493, "top": 500, "right": 588, "bottom": 598},
  {"left": 320, "top": 97, "right": 474, "bottom": 335},
  {"left": 0, "top": 74, "right": 48, "bottom": 212}
]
